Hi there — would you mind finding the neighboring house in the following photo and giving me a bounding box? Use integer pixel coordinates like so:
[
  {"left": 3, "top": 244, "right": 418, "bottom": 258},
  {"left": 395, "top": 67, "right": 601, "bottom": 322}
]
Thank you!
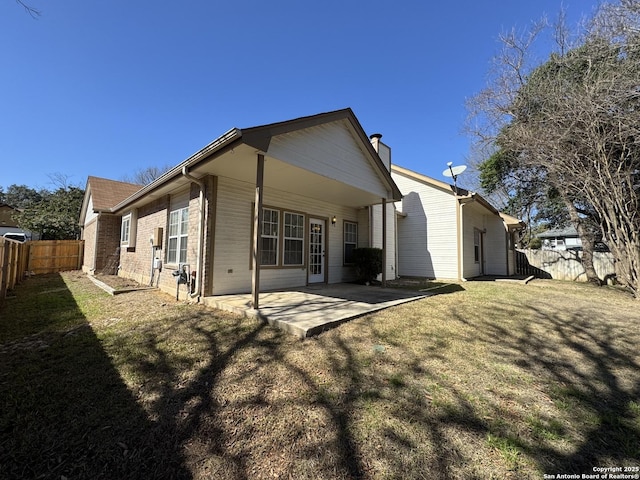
[
  {"left": 389, "top": 164, "right": 525, "bottom": 280},
  {"left": 538, "top": 226, "right": 582, "bottom": 251},
  {"left": 0, "top": 203, "right": 35, "bottom": 240},
  {"left": 81, "top": 108, "right": 403, "bottom": 305},
  {"left": 79, "top": 177, "right": 142, "bottom": 274}
]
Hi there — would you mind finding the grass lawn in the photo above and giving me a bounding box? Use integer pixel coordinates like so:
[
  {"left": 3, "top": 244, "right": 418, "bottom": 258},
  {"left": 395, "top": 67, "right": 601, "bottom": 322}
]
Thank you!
[{"left": 1, "top": 272, "right": 638, "bottom": 479}]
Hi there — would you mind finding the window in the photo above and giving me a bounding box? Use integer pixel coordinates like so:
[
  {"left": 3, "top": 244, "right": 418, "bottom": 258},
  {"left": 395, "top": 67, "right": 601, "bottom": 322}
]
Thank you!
[
  {"left": 120, "top": 210, "right": 137, "bottom": 248},
  {"left": 121, "top": 214, "right": 131, "bottom": 244},
  {"left": 344, "top": 221, "right": 357, "bottom": 264},
  {"left": 168, "top": 206, "right": 189, "bottom": 264},
  {"left": 474, "top": 228, "right": 481, "bottom": 263},
  {"left": 283, "top": 212, "right": 304, "bottom": 265},
  {"left": 261, "top": 208, "right": 279, "bottom": 266}
]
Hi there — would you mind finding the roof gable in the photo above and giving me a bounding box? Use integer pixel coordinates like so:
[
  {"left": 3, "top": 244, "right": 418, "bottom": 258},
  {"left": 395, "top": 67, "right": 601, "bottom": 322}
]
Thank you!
[
  {"left": 392, "top": 164, "right": 466, "bottom": 196},
  {"left": 392, "top": 164, "right": 524, "bottom": 223},
  {"left": 87, "top": 176, "right": 142, "bottom": 211},
  {"left": 111, "top": 108, "right": 402, "bottom": 212},
  {"left": 80, "top": 176, "right": 142, "bottom": 224}
]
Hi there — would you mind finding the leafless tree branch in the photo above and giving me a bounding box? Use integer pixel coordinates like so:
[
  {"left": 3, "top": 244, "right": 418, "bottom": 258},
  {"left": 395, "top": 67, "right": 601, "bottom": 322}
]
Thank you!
[
  {"left": 467, "top": 1, "right": 640, "bottom": 296},
  {"left": 15, "top": 0, "right": 40, "bottom": 18}
]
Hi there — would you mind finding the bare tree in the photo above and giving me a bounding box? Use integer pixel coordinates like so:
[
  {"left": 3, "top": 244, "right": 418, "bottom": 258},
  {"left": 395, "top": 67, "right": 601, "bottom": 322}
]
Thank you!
[
  {"left": 120, "top": 165, "right": 173, "bottom": 186},
  {"left": 468, "top": 1, "right": 640, "bottom": 297}
]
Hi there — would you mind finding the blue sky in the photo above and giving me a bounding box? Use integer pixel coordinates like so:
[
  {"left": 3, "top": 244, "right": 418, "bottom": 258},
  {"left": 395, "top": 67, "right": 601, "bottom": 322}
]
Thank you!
[{"left": 1, "top": 0, "right": 602, "bottom": 192}]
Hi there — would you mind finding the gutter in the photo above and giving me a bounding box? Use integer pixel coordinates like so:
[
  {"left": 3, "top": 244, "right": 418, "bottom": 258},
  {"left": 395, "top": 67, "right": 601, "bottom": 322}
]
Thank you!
[{"left": 181, "top": 166, "right": 206, "bottom": 299}]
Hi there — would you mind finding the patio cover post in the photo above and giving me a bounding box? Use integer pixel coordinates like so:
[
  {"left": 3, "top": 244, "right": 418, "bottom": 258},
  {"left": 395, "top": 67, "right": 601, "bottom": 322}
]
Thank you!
[
  {"left": 251, "top": 153, "right": 265, "bottom": 309},
  {"left": 382, "top": 197, "right": 387, "bottom": 287}
]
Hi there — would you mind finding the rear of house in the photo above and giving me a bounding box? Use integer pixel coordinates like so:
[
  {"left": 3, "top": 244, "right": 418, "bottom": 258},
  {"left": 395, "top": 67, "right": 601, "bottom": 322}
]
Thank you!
[{"left": 94, "top": 109, "right": 402, "bottom": 302}]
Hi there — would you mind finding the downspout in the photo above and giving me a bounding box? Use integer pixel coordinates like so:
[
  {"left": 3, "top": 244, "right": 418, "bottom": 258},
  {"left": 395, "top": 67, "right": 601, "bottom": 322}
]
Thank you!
[
  {"left": 456, "top": 197, "right": 462, "bottom": 281},
  {"left": 181, "top": 166, "right": 206, "bottom": 299},
  {"left": 93, "top": 214, "right": 100, "bottom": 273}
]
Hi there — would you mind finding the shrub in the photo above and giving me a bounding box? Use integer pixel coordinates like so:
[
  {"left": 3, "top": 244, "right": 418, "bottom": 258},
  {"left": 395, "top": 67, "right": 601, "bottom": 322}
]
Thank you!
[{"left": 352, "top": 248, "right": 383, "bottom": 284}]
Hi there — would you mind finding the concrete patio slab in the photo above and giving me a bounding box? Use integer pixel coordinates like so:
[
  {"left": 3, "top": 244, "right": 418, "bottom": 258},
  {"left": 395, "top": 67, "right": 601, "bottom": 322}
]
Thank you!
[{"left": 202, "top": 284, "right": 428, "bottom": 338}]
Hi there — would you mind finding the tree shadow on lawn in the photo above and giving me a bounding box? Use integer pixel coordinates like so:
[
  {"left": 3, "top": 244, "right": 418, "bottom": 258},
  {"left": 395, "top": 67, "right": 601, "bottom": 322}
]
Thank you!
[
  {"left": 451, "top": 300, "right": 640, "bottom": 474},
  {"left": 5, "top": 273, "right": 637, "bottom": 479},
  {"left": 0, "top": 274, "right": 193, "bottom": 480}
]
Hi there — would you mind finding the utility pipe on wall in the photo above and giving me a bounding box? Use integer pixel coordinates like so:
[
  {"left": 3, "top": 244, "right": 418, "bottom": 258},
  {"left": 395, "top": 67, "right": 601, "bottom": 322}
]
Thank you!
[{"left": 181, "top": 166, "right": 206, "bottom": 299}]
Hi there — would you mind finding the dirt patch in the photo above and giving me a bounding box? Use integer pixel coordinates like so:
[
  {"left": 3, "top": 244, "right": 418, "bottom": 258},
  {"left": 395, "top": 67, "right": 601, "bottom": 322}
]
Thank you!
[
  {"left": 93, "top": 274, "right": 144, "bottom": 290},
  {"left": 87, "top": 273, "right": 156, "bottom": 295}
]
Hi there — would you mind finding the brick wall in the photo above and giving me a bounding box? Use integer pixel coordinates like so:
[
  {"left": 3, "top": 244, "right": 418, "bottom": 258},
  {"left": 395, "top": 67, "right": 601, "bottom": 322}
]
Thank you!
[
  {"left": 117, "top": 180, "right": 215, "bottom": 299},
  {"left": 96, "top": 214, "right": 123, "bottom": 274},
  {"left": 118, "top": 195, "right": 169, "bottom": 287},
  {"left": 82, "top": 214, "right": 126, "bottom": 274},
  {"left": 81, "top": 218, "right": 97, "bottom": 273}
]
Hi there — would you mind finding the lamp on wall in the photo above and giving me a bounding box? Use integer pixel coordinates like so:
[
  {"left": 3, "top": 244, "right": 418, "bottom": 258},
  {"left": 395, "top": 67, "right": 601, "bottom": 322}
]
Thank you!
[{"left": 331, "top": 215, "right": 337, "bottom": 226}]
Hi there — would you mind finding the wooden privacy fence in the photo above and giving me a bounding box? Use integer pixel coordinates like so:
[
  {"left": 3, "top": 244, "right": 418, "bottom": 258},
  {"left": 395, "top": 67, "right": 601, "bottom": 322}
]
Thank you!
[
  {"left": 0, "top": 237, "right": 29, "bottom": 306},
  {"left": 516, "top": 249, "right": 615, "bottom": 282},
  {"left": 0, "top": 239, "right": 84, "bottom": 306},
  {"left": 27, "top": 240, "right": 84, "bottom": 275}
]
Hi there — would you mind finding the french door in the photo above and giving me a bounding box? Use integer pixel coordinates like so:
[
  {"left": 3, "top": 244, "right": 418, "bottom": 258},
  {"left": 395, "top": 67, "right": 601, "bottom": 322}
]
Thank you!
[{"left": 308, "top": 218, "right": 325, "bottom": 283}]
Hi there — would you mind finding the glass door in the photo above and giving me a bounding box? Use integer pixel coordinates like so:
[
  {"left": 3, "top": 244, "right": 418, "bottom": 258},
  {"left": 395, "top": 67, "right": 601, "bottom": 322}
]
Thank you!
[{"left": 308, "top": 218, "right": 325, "bottom": 283}]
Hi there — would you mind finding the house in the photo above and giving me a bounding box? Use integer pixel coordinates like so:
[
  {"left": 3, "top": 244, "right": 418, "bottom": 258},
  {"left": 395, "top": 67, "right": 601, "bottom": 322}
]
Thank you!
[
  {"left": 0, "top": 203, "right": 36, "bottom": 240},
  {"left": 79, "top": 177, "right": 143, "bottom": 274},
  {"left": 389, "top": 164, "right": 525, "bottom": 280},
  {"left": 538, "top": 226, "right": 581, "bottom": 251},
  {"left": 81, "top": 109, "right": 403, "bottom": 305}
]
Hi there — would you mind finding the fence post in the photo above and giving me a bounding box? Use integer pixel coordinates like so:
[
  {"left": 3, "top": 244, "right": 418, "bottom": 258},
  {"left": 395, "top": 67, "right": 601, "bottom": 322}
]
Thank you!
[{"left": 1, "top": 240, "right": 11, "bottom": 306}]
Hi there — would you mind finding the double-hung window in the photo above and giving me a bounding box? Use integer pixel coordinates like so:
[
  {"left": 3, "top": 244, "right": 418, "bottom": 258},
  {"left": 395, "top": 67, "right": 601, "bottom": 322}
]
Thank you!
[
  {"left": 261, "top": 208, "right": 279, "bottom": 266},
  {"left": 344, "top": 221, "right": 358, "bottom": 264},
  {"left": 283, "top": 212, "right": 304, "bottom": 266},
  {"left": 168, "top": 206, "right": 189, "bottom": 264}
]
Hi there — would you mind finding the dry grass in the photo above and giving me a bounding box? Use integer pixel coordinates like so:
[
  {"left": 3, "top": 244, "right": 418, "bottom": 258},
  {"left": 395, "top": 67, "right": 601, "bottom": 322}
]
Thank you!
[{"left": 1, "top": 272, "right": 638, "bottom": 479}]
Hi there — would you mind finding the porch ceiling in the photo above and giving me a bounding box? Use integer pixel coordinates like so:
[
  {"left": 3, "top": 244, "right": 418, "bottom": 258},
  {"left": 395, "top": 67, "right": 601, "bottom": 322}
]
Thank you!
[{"left": 190, "top": 144, "right": 389, "bottom": 208}]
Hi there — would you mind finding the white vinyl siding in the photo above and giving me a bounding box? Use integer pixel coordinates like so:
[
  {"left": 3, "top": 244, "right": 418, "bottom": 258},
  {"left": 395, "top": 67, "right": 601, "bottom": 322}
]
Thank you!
[
  {"left": 212, "top": 177, "right": 366, "bottom": 295},
  {"left": 370, "top": 202, "right": 397, "bottom": 280},
  {"left": 483, "top": 213, "right": 508, "bottom": 275},
  {"left": 268, "top": 121, "right": 388, "bottom": 199},
  {"left": 461, "top": 206, "right": 507, "bottom": 278},
  {"left": 84, "top": 195, "right": 98, "bottom": 225},
  {"left": 392, "top": 171, "right": 459, "bottom": 279}
]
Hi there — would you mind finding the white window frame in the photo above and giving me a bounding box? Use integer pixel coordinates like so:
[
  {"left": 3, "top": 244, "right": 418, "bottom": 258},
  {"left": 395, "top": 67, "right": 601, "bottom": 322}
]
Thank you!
[
  {"left": 344, "top": 221, "right": 358, "bottom": 265},
  {"left": 167, "top": 206, "right": 189, "bottom": 265},
  {"left": 283, "top": 212, "right": 304, "bottom": 266},
  {"left": 121, "top": 214, "right": 131, "bottom": 244},
  {"left": 260, "top": 208, "right": 279, "bottom": 266},
  {"left": 120, "top": 210, "right": 137, "bottom": 247}
]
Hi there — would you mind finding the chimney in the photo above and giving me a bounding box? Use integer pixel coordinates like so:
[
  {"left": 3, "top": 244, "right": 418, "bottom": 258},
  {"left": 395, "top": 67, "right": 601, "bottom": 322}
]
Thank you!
[{"left": 370, "top": 133, "right": 391, "bottom": 171}]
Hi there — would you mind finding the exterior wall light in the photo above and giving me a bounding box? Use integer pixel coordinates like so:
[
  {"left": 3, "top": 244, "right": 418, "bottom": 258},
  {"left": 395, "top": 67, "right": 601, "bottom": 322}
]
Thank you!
[{"left": 332, "top": 215, "right": 337, "bottom": 226}]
